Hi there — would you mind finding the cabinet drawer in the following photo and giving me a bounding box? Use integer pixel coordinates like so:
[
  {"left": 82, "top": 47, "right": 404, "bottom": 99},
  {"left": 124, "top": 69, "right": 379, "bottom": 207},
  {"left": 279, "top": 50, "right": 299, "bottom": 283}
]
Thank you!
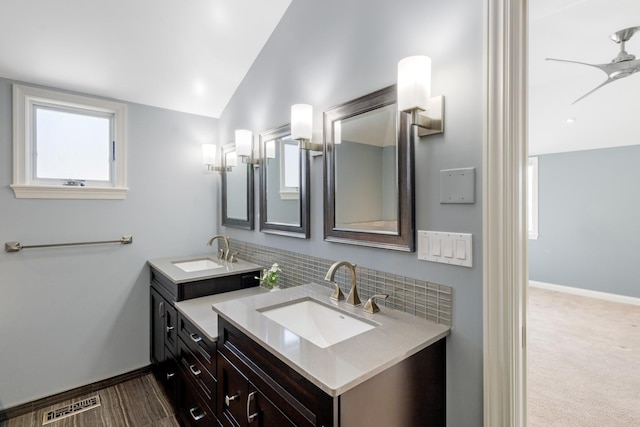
[
  {"left": 178, "top": 369, "right": 218, "bottom": 427},
  {"left": 179, "top": 338, "right": 216, "bottom": 404},
  {"left": 178, "top": 313, "right": 216, "bottom": 379}
]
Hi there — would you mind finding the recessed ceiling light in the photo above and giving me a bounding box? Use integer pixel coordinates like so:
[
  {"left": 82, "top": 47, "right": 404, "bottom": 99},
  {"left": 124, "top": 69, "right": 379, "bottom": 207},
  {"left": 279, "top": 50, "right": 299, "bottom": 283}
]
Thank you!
[{"left": 564, "top": 117, "right": 576, "bottom": 124}]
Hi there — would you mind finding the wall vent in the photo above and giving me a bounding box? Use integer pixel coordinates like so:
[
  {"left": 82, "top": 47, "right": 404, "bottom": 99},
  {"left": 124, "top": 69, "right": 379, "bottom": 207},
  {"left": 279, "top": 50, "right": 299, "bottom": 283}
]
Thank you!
[{"left": 42, "top": 395, "right": 101, "bottom": 425}]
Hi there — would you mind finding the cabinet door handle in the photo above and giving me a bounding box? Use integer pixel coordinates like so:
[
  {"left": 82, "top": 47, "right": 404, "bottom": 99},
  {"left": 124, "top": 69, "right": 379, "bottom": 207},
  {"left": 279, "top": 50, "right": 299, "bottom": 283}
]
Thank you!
[
  {"left": 166, "top": 325, "right": 175, "bottom": 333},
  {"left": 225, "top": 393, "right": 239, "bottom": 406},
  {"left": 159, "top": 301, "right": 164, "bottom": 318},
  {"left": 189, "top": 364, "right": 201, "bottom": 376},
  {"left": 189, "top": 407, "right": 205, "bottom": 421},
  {"left": 247, "top": 391, "right": 258, "bottom": 423},
  {"left": 189, "top": 333, "right": 202, "bottom": 343},
  {"left": 166, "top": 372, "right": 175, "bottom": 380}
]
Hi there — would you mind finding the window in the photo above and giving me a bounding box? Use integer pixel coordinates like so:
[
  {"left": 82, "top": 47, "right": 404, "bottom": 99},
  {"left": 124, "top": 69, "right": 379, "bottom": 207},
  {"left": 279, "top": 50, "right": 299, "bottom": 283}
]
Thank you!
[
  {"left": 12, "top": 84, "right": 127, "bottom": 199},
  {"left": 527, "top": 156, "right": 539, "bottom": 239}
]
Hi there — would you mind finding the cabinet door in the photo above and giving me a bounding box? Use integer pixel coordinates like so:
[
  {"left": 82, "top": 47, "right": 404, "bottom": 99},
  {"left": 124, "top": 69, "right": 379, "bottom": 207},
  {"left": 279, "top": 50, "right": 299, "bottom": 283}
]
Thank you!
[
  {"left": 218, "top": 353, "right": 248, "bottom": 427},
  {"left": 164, "top": 300, "right": 178, "bottom": 357},
  {"left": 150, "top": 287, "right": 166, "bottom": 364}
]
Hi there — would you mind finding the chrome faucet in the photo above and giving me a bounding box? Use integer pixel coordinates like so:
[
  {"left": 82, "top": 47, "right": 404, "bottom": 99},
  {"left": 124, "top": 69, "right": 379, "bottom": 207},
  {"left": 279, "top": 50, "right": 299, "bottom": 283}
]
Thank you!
[
  {"left": 207, "top": 235, "right": 230, "bottom": 261},
  {"left": 324, "top": 261, "right": 361, "bottom": 306}
]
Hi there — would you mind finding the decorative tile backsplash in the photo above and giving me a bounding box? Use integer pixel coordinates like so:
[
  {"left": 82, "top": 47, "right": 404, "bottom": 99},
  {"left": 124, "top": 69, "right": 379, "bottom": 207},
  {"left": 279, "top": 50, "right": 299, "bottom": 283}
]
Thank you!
[{"left": 229, "top": 240, "right": 452, "bottom": 327}]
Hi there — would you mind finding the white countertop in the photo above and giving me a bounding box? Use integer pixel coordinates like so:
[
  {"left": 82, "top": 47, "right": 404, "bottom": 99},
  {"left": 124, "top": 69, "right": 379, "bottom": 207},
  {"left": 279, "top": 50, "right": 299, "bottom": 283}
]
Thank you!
[
  {"left": 147, "top": 254, "right": 263, "bottom": 284},
  {"left": 174, "top": 286, "right": 268, "bottom": 342},
  {"left": 212, "top": 283, "right": 451, "bottom": 397}
]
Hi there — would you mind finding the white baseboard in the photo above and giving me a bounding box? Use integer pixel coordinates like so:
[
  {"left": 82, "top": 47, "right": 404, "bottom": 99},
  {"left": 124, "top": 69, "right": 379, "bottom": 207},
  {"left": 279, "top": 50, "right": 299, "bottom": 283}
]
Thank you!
[{"left": 529, "top": 280, "right": 640, "bottom": 306}]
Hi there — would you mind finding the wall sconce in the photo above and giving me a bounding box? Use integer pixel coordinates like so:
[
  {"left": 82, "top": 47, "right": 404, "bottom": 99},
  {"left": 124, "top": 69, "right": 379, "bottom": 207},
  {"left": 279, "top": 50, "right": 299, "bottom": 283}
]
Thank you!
[
  {"left": 291, "top": 104, "right": 322, "bottom": 151},
  {"left": 235, "top": 129, "right": 259, "bottom": 165},
  {"left": 202, "top": 144, "right": 223, "bottom": 172},
  {"left": 397, "top": 55, "right": 444, "bottom": 136}
]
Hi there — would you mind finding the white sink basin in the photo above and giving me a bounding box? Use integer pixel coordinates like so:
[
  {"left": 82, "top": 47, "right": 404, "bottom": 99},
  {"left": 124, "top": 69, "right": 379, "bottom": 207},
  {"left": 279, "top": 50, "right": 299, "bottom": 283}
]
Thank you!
[
  {"left": 172, "top": 258, "right": 224, "bottom": 273},
  {"left": 259, "top": 298, "right": 377, "bottom": 348}
]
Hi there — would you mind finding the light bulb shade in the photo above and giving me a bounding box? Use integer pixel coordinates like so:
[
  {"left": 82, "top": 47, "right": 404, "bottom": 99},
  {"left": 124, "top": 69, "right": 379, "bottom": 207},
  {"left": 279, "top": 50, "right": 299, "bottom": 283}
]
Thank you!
[
  {"left": 235, "top": 129, "right": 253, "bottom": 157},
  {"left": 397, "top": 55, "right": 431, "bottom": 113},
  {"left": 266, "top": 140, "right": 276, "bottom": 159},
  {"left": 202, "top": 144, "right": 216, "bottom": 165},
  {"left": 291, "top": 104, "right": 313, "bottom": 140}
]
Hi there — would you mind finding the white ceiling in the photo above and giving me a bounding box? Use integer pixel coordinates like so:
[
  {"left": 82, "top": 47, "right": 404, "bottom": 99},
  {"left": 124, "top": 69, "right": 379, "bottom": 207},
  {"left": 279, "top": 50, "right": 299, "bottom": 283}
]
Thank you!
[
  {"left": 1, "top": 0, "right": 637, "bottom": 152},
  {"left": 0, "top": 0, "right": 291, "bottom": 118},
  {"left": 529, "top": 0, "right": 640, "bottom": 155}
]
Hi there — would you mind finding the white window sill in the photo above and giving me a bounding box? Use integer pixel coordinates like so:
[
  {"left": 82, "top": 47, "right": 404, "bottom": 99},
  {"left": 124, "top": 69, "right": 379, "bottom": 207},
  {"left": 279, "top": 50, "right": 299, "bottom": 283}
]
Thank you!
[{"left": 11, "top": 185, "right": 128, "bottom": 200}]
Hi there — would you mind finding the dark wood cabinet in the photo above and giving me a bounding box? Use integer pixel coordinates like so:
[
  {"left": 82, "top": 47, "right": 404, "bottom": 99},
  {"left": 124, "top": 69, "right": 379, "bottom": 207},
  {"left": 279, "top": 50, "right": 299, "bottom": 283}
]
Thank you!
[
  {"left": 217, "top": 317, "right": 446, "bottom": 427},
  {"left": 149, "top": 265, "right": 260, "bottom": 426}
]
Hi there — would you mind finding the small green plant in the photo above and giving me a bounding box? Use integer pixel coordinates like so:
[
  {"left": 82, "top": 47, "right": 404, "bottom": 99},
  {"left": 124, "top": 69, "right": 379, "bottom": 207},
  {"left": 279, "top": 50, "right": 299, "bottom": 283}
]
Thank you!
[{"left": 256, "top": 263, "right": 282, "bottom": 289}]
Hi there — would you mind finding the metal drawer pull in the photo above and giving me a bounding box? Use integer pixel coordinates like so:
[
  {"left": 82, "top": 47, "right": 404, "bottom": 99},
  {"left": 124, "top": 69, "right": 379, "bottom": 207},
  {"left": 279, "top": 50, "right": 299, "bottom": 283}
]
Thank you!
[
  {"left": 166, "top": 372, "right": 175, "bottom": 380},
  {"left": 189, "top": 333, "right": 202, "bottom": 343},
  {"left": 189, "top": 407, "right": 205, "bottom": 421},
  {"left": 225, "top": 393, "right": 239, "bottom": 406},
  {"left": 189, "top": 364, "right": 201, "bottom": 376},
  {"left": 166, "top": 325, "right": 175, "bottom": 333},
  {"left": 247, "top": 391, "right": 258, "bottom": 423},
  {"left": 159, "top": 301, "right": 164, "bottom": 318}
]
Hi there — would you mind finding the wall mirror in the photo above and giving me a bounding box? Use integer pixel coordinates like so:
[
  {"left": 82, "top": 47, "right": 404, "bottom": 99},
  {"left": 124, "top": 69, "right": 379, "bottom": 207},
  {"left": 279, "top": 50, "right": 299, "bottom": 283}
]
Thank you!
[
  {"left": 323, "top": 85, "right": 415, "bottom": 251},
  {"left": 221, "top": 144, "right": 254, "bottom": 229},
  {"left": 259, "top": 124, "right": 310, "bottom": 238}
]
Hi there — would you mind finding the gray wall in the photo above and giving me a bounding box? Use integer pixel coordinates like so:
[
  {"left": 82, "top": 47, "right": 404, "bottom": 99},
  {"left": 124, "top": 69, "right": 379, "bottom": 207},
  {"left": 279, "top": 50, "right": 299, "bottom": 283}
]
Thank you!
[
  {"left": 0, "top": 77, "right": 219, "bottom": 408},
  {"left": 218, "top": 0, "right": 484, "bottom": 425},
  {"left": 529, "top": 145, "right": 640, "bottom": 298}
]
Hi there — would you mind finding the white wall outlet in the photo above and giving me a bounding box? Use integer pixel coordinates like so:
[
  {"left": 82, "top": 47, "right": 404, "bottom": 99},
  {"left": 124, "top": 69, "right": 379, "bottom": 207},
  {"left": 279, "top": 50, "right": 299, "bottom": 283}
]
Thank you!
[{"left": 418, "top": 230, "right": 473, "bottom": 268}]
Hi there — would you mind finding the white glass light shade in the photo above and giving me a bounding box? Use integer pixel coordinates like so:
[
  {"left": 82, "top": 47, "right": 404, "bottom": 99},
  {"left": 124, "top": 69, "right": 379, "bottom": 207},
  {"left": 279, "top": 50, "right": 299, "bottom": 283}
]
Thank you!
[
  {"left": 235, "top": 129, "right": 253, "bottom": 157},
  {"left": 266, "top": 140, "right": 276, "bottom": 159},
  {"left": 291, "top": 104, "right": 313, "bottom": 140},
  {"left": 397, "top": 55, "right": 431, "bottom": 113},
  {"left": 202, "top": 144, "right": 216, "bottom": 166}
]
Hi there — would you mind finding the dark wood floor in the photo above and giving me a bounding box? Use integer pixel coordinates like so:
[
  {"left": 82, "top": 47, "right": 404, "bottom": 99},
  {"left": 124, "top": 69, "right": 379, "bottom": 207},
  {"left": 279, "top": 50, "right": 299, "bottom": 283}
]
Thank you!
[{"left": 0, "top": 374, "right": 179, "bottom": 427}]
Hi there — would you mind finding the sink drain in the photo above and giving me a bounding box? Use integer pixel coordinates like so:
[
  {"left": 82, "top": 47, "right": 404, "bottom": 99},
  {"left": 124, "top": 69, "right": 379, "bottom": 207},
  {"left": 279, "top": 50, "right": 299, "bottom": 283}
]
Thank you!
[{"left": 42, "top": 395, "right": 101, "bottom": 425}]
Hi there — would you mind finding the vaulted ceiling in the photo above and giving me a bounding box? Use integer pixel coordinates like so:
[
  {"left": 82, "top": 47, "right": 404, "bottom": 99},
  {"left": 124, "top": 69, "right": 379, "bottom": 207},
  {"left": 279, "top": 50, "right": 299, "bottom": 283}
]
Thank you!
[{"left": 0, "top": 0, "right": 292, "bottom": 118}]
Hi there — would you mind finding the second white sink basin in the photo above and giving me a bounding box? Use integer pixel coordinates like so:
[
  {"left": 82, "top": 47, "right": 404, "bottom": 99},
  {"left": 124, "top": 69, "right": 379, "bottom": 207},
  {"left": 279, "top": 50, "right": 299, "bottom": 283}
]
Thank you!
[
  {"left": 259, "top": 298, "right": 377, "bottom": 348},
  {"left": 173, "top": 258, "right": 224, "bottom": 273}
]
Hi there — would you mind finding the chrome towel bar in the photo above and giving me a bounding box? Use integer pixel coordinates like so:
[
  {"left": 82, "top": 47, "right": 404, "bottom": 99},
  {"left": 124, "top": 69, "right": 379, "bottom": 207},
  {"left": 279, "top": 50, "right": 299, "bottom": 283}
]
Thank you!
[{"left": 4, "top": 236, "right": 133, "bottom": 253}]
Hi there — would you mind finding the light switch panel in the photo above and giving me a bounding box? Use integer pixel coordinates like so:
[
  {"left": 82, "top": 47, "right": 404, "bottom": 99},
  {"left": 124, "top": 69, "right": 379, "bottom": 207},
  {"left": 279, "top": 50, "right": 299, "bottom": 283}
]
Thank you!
[
  {"left": 440, "top": 167, "right": 475, "bottom": 204},
  {"left": 418, "top": 230, "right": 473, "bottom": 268}
]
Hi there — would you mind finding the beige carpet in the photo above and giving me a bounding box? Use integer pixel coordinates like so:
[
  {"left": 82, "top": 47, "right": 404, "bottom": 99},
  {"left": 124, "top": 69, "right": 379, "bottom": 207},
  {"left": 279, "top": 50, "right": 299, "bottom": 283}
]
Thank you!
[{"left": 527, "top": 286, "right": 640, "bottom": 426}]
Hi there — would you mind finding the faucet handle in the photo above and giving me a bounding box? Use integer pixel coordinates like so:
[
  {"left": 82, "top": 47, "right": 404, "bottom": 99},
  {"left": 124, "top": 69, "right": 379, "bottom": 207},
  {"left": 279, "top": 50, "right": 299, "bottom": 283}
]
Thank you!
[
  {"left": 227, "top": 251, "right": 238, "bottom": 263},
  {"left": 329, "top": 281, "right": 345, "bottom": 302},
  {"left": 363, "top": 294, "right": 389, "bottom": 314}
]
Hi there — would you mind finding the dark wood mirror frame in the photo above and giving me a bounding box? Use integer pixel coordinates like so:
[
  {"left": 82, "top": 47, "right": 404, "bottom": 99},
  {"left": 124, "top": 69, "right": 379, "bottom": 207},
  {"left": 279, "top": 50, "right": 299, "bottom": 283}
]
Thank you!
[
  {"left": 323, "top": 85, "right": 415, "bottom": 251},
  {"left": 259, "top": 124, "right": 310, "bottom": 238},
  {"left": 221, "top": 144, "right": 254, "bottom": 230}
]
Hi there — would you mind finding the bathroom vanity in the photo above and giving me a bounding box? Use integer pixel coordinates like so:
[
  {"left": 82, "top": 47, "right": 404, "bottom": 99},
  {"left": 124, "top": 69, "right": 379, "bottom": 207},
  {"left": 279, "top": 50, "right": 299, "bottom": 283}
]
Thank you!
[
  {"left": 149, "top": 256, "right": 450, "bottom": 427},
  {"left": 147, "top": 254, "right": 262, "bottom": 425},
  {"left": 212, "top": 284, "right": 449, "bottom": 427}
]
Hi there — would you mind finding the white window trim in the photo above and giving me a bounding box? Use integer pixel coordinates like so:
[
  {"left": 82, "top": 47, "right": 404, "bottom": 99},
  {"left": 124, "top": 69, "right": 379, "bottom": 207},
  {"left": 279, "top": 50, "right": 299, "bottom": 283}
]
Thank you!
[
  {"left": 12, "top": 84, "right": 128, "bottom": 199},
  {"left": 528, "top": 156, "right": 539, "bottom": 239}
]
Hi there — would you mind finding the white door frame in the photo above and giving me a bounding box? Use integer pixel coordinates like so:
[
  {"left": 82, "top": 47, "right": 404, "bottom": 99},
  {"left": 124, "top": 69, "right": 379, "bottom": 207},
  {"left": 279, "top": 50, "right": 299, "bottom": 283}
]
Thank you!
[{"left": 483, "top": 0, "right": 528, "bottom": 425}]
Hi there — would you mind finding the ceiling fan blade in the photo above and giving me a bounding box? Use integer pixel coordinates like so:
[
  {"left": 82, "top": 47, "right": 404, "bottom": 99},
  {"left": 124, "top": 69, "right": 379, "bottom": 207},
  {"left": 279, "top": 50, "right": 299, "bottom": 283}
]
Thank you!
[
  {"left": 546, "top": 58, "right": 610, "bottom": 75},
  {"left": 571, "top": 77, "right": 617, "bottom": 104}
]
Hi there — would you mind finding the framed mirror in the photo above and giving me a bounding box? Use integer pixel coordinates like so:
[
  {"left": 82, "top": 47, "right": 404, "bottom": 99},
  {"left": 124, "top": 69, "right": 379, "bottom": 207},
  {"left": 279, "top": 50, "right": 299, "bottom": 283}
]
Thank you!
[
  {"left": 221, "top": 144, "right": 254, "bottom": 229},
  {"left": 323, "top": 85, "right": 415, "bottom": 251},
  {"left": 259, "top": 124, "right": 310, "bottom": 238}
]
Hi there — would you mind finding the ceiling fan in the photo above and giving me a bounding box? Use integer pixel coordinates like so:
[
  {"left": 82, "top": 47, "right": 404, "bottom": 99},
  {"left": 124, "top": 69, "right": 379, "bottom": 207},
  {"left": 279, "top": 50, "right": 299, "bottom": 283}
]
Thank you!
[{"left": 547, "top": 26, "right": 640, "bottom": 104}]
